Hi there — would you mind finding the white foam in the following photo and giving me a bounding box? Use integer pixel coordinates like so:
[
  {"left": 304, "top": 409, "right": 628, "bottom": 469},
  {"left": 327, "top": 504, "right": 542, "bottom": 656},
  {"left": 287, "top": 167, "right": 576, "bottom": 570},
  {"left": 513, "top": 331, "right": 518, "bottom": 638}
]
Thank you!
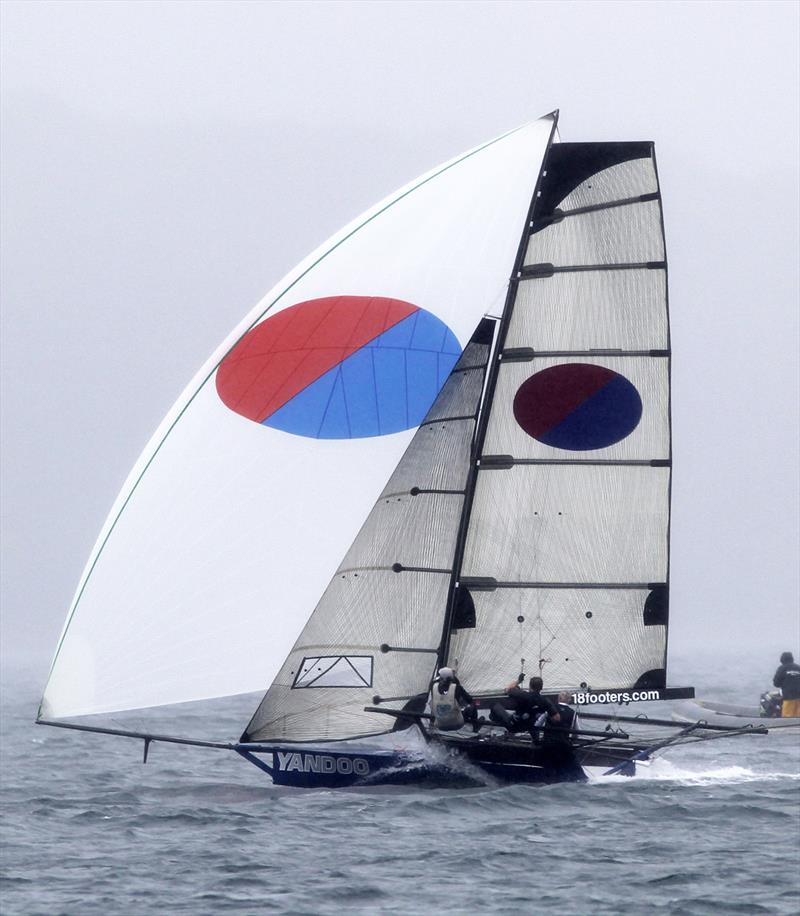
[{"left": 587, "top": 756, "right": 800, "bottom": 786}]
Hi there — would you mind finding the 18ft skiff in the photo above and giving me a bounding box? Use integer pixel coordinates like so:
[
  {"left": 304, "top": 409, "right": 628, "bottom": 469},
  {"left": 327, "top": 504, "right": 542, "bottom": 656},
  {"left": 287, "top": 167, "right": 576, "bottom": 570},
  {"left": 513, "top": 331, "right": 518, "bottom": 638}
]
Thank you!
[{"left": 39, "top": 111, "right": 767, "bottom": 787}]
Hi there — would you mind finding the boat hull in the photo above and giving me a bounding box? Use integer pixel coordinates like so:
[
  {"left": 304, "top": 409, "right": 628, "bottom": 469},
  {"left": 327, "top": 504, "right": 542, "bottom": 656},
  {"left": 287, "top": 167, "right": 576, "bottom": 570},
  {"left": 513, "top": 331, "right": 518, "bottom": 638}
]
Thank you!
[
  {"left": 672, "top": 700, "right": 800, "bottom": 733},
  {"left": 236, "top": 734, "right": 643, "bottom": 788},
  {"left": 435, "top": 733, "right": 644, "bottom": 779},
  {"left": 238, "top": 744, "right": 442, "bottom": 788}
]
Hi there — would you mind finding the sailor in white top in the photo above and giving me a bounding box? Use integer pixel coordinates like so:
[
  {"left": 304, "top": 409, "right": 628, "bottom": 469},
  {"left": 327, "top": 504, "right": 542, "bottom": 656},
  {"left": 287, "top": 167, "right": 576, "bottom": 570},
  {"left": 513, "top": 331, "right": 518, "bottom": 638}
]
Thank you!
[{"left": 431, "top": 667, "right": 474, "bottom": 731}]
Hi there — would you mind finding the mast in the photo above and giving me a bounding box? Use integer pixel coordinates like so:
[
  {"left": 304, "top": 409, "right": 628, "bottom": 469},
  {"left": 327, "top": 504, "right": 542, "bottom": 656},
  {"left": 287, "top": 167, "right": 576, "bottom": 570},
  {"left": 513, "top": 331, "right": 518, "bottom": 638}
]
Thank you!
[{"left": 438, "top": 111, "right": 561, "bottom": 670}]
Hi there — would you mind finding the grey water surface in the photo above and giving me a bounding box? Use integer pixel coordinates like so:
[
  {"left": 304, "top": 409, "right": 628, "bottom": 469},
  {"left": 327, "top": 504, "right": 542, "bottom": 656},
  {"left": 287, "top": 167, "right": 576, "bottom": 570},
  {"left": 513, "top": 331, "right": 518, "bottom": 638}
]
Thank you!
[{"left": 2, "top": 662, "right": 798, "bottom": 916}]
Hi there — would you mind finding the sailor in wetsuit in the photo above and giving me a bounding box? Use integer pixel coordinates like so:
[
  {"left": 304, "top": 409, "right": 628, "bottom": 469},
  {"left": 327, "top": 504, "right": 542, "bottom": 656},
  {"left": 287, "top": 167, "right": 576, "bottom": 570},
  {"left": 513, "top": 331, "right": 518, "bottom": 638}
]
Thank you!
[
  {"left": 489, "top": 677, "right": 584, "bottom": 780},
  {"left": 773, "top": 652, "right": 800, "bottom": 718},
  {"left": 541, "top": 691, "right": 584, "bottom": 782},
  {"left": 554, "top": 692, "right": 578, "bottom": 734},
  {"left": 430, "top": 667, "right": 476, "bottom": 731},
  {"left": 490, "top": 675, "right": 560, "bottom": 737}
]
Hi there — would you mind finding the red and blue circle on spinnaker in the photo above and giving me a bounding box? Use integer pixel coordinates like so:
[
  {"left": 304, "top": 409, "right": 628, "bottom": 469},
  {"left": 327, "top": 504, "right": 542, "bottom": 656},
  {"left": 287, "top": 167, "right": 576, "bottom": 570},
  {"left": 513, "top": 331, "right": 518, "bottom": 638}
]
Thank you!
[
  {"left": 514, "top": 363, "right": 642, "bottom": 450},
  {"left": 216, "top": 296, "right": 461, "bottom": 439}
]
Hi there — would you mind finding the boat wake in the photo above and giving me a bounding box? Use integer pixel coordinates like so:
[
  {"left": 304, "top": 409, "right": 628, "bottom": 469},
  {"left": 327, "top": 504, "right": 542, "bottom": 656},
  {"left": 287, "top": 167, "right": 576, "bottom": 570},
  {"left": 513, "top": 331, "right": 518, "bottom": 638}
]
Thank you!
[
  {"left": 589, "top": 756, "right": 800, "bottom": 786},
  {"left": 361, "top": 741, "right": 502, "bottom": 788}
]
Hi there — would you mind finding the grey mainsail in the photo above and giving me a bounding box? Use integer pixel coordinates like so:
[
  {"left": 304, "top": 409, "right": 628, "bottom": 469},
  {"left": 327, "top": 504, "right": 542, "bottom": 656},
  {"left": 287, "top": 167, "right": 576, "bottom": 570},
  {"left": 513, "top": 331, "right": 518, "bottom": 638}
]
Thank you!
[{"left": 447, "top": 141, "right": 671, "bottom": 695}]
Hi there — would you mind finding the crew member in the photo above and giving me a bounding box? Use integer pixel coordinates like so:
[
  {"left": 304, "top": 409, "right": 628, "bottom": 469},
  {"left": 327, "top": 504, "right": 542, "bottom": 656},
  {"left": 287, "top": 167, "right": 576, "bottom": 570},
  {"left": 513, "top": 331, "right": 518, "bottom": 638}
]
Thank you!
[
  {"left": 534, "top": 691, "right": 577, "bottom": 745},
  {"left": 431, "top": 667, "right": 475, "bottom": 731},
  {"left": 490, "top": 674, "right": 560, "bottom": 736},
  {"left": 541, "top": 690, "right": 585, "bottom": 782},
  {"left": 554, "top": 691, "right": 578, "bottom": 735},
  {"left": 772, "top": 652, "right": 800, "bottom": 718}
]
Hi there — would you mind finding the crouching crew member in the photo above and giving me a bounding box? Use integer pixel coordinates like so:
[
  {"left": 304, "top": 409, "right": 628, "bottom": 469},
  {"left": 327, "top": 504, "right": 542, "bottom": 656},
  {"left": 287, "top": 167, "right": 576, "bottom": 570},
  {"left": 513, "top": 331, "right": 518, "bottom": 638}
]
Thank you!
[{"left": 490, "top": 674, "right": 560, "bottom": 736}]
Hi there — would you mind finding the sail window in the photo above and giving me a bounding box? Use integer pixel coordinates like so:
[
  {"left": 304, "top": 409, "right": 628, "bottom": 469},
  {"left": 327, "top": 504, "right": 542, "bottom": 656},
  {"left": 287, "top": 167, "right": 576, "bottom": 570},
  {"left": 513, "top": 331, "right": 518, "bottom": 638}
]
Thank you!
[
  {"left": 451, "top": 586, "right": 476, "bottom": 629},
  {"left": 292, "top": 656, "right": 374, "bottom": 689},
  {"left": 643, "top": 585, "right": 669, "bottom": 626}
]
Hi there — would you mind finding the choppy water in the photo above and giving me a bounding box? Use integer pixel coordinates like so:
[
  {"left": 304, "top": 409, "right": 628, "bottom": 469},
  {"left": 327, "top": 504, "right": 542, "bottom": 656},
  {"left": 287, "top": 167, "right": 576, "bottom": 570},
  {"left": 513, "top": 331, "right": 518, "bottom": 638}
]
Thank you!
[{"left": 2, "top": 662, "right": 799, "bottom": 915}]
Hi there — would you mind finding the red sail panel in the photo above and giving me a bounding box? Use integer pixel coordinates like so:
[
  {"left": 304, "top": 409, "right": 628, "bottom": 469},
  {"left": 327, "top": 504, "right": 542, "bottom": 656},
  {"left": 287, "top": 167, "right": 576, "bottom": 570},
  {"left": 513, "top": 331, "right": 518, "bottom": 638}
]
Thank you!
[{"left": 216, "top": 296, "right": 418, "bottom": 422}]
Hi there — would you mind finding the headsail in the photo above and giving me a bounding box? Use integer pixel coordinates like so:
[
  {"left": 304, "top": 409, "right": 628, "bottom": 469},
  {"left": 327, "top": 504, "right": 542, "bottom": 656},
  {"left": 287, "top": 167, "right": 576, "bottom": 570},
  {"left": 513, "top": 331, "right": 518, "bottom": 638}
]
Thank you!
[
  {"left": 243, "top": 320, "right": 495, "bottom": 742},
  {"left": 40, "top": 117, "right": 554, "bottom": 720},
  {"left": 446, "top": 141, "right": 671, "bottom": 695}
]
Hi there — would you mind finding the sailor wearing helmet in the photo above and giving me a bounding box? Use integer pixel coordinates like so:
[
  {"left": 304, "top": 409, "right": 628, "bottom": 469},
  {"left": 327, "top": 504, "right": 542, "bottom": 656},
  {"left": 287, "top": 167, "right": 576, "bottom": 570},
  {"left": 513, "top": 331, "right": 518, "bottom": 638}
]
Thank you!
[{"left": 431, "top": 667, "right": 475, "bottom": 731}]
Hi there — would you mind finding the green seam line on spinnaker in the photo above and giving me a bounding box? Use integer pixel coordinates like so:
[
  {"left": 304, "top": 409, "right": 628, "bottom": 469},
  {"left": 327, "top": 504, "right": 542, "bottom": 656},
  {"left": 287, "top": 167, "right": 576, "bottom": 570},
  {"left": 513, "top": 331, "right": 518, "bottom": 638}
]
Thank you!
[{"left": 40, "top": 121, "right": 536, "bottom": 708}]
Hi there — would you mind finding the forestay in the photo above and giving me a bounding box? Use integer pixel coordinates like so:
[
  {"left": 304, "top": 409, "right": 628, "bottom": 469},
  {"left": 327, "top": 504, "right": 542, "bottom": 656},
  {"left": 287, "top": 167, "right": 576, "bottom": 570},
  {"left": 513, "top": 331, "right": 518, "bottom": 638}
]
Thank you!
[{"left": 448, "top": 142, "right": 671, "bottom": 695}]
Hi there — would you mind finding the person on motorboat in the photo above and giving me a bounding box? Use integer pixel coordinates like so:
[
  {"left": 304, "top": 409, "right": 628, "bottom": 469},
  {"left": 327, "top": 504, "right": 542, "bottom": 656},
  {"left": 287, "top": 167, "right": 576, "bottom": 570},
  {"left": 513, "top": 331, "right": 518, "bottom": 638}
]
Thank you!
[
  {"left": 490, "top": 674, "right": 560, "bottom": 739},
  {"left": 772, "top": 652, "right": 800, "bottom": 718},
  {"left": 430, "top": 667, "right": 476, "bottom": 731}
]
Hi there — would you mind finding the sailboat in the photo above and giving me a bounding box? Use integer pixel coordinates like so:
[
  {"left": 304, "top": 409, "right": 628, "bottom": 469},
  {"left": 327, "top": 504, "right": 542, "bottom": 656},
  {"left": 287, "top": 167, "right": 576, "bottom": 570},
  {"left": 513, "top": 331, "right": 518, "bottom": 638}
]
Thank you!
[{"left": 40, "top": 111, "right": 751, "bottom": 788}]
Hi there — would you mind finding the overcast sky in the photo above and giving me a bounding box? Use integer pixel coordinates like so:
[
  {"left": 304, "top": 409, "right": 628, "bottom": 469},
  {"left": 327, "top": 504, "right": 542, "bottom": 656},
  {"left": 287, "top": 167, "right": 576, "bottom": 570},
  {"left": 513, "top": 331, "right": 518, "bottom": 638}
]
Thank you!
[{"left": 2, "top": 0, "right": 798, "bottom": 685}]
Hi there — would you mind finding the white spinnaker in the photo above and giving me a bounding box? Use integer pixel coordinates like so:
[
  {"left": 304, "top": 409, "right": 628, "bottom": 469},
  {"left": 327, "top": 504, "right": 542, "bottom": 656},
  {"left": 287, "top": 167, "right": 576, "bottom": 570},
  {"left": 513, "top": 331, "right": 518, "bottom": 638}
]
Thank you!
[{"left": 41, "top": 117, "right": 553, "bottom": 720}]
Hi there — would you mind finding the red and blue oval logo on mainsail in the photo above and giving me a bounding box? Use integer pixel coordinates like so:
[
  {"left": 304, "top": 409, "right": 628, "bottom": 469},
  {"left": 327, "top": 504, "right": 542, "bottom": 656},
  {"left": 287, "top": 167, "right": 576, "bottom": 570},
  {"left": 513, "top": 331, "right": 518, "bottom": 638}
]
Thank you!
[
  {"left": 513, "top": 363, "right": 642, "bottom": 450},
  {"left": 216, "top": 296, "right": 461, "bottom": 439}
]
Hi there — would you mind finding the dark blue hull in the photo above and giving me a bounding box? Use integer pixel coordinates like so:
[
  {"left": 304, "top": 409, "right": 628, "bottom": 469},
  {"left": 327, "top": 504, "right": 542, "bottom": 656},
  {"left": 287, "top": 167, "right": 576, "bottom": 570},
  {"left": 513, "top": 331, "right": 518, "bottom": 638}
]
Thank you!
[
  {"left": 235, "top": 738, "right": 600, "bottom": 788},
  {"left": 236, "top": 744, "right": 422, "bottom": 788}
]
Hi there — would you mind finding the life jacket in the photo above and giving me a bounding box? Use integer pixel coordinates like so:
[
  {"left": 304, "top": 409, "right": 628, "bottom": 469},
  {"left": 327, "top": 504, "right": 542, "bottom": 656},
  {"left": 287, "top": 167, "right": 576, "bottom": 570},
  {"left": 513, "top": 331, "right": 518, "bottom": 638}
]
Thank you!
[
  {"left": 556, "top": 703, "right": 577, "bottom": 731},
  {"left": 432, "top": 681, "right": 464, "bottom": 730}
]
